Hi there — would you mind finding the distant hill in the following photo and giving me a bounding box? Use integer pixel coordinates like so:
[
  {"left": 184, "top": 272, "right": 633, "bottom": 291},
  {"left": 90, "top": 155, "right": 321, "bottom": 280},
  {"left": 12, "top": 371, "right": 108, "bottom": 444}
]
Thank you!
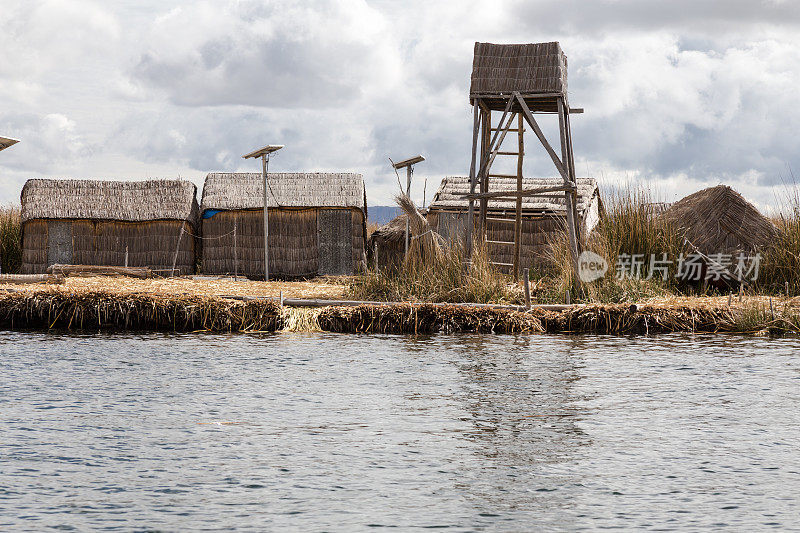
[{"left": 367, "top": 205, "right": 401, "bottom": 225}]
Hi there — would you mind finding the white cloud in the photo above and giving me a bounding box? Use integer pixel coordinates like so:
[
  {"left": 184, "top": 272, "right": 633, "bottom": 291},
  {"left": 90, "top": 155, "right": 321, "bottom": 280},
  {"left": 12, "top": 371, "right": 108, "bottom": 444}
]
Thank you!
[{"left": 1, "top": 0, "right": 800, "bottom": 212}]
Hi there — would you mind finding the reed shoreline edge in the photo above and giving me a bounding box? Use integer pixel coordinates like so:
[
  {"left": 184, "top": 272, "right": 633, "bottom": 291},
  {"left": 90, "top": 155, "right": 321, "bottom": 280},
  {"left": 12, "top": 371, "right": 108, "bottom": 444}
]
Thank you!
[{"left": 1, "top": 282, "right": 792, "bottom": 336}]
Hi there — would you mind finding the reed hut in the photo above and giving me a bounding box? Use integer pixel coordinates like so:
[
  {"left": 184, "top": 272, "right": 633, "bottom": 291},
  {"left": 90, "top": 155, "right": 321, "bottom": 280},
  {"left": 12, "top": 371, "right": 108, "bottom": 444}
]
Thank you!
[
  {"left": 20, "top": 179, "right": 198, "bottom": 275},
  {"left": 660, "top": 185, "right": 777, "bottom": 256},
  {"left": 200, "top": 172, "right": 367, "bottom": 278},
  {"left": 427, "top": 176, "right": 600, "bottom": 268}
]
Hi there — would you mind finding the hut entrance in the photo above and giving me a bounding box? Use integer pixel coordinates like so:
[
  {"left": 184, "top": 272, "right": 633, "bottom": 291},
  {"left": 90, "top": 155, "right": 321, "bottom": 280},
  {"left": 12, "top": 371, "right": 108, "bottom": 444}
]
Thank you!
[
  {"left": 318, "top": 210, "right": 353, "bottom": 275},
  {"left": 47, "top": 220, "right": 73, "bottom": 267},
  {"left": 463, "top": 42, "right": 583, "bottom": 283}
]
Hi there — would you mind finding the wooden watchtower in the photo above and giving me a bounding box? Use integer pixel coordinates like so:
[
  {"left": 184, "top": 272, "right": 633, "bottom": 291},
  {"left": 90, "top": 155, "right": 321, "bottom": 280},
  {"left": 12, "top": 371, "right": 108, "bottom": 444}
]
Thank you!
[{"left": 464, "top": 42, "right": 583, "bottom": 282}]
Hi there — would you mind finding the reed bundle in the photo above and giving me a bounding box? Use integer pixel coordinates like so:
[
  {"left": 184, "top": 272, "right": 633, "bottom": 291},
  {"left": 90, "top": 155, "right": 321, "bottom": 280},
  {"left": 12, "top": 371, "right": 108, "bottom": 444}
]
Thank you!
[
  {"left": 0, "top": 289, "right": 282, "bottom": 332},
  {"left": 394, "top": 192, "right": 444, "bottom": 268}
]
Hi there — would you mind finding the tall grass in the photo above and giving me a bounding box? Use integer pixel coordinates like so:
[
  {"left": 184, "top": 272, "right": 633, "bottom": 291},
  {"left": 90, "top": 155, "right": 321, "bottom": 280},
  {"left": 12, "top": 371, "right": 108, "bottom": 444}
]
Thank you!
[
  {"left": 757, "top": 187, "right": 800, "bottom": 294},
  {"left": 545, "top": 188, "right": 685, "bottom": 301},
  {"left": 0, "top": 205, "right": 21, "bottom": 274},
  {"left": 349, "top": 240, "right": 521, "bottom": 304}
]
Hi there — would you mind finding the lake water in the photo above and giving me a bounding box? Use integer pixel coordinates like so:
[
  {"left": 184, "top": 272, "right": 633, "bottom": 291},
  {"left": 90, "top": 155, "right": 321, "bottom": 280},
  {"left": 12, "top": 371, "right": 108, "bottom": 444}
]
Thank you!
[{"left": 1, "top": 331, "right": 799, "bottom": 531}]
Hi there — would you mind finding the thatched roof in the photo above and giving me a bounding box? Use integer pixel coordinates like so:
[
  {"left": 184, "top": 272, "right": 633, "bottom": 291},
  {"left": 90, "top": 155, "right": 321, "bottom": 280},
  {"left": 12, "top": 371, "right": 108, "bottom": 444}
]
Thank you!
[
  {"left": 21, "top": 179, "right": 198, "bottom": 223},
  {"left": 201, "top": 172, "right": 366, "bottom": 212},
  {"left": 660, "top": 185, "right": 777, "bottom": 255},
  {"left": 470, "top": 42, "right": 567, "bottom": 97},
  {"left": 428, "top": 177, "right": 598, "bottom": 215}
]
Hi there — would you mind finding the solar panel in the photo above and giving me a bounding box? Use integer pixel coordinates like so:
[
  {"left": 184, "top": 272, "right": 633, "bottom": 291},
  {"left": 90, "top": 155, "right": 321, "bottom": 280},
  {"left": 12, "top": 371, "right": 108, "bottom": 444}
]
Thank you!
[{"left": 0, "top": 136, "right": 19, "bottom": 152}]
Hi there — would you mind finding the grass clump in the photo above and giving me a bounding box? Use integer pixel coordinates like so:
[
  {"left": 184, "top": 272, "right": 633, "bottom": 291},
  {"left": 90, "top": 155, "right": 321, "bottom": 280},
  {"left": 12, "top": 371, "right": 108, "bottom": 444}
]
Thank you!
[
  {"left": 349, "top": 241, "right": 521, "bottom": 304},
  {"left": 0, "top": 205, "right": 22, "bottom": 274},
  {"left": 544, "top": 187, "right": 685, "bottom": 302}
]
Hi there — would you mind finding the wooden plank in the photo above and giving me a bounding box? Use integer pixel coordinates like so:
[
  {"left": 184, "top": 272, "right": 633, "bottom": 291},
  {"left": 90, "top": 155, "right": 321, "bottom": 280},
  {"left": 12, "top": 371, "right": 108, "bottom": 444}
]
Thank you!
[
  {"left": 514, "top": 92, "right": 570, "bottom": 182},
  {"left": 488, "top": 173, "right": 519, "bottom": 178},
  {"left": 569, "top": 108, "right": 584, "bottom": 114},
  {"left": 487, "top": 240, "right": 515, "bottom": 246},
  {"left": 496, "top": 151, "right": 520, "bottom": 156}
]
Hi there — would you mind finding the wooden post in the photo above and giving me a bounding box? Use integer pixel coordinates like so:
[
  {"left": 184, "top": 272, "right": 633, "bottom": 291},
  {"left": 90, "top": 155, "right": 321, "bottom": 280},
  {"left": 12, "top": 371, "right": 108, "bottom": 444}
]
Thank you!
[
  {"left": 466, "top": 102, "right": 480, "bottom": 258},
  {"left": 478, "top": 108, "right": 490, "bottom": 238},
  {"left": 523, "top": 267, "right": 531, "bottom": 309},
  {"left": 171, "top": 224, "right": 184, "bottom": 277},
  {"left": 556, "top": 97, "right": 581, "bottom": 290},
  {"left": 514, "top": 112, "right": 524, "bottom": 280},
  {"left": 124, "top": 246, "right": 128, "bottom": 268},
  {"left": 374, "top": 241, "right": 379, "bottom": 271},
  {"left": 564, "top": 108, "right": 582, "bottom": 245},
  {"left": 565, "top": 289, "right": 571, "bottom": 305},
  {"left": 233, "top": 217, "right": 238, "bottom": 281},
  {"left": 786, "top": 281, "right": 790, "bottom": 297}
]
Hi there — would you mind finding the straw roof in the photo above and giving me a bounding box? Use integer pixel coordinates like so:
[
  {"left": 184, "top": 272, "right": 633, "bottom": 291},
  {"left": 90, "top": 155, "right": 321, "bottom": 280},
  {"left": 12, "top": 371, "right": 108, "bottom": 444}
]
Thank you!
[
  {"left": 21, "top": 179, "right": 198, "bottom": 223},
  {"left": 428, "top": 177, "right": 598, "bottom": 215},
  {"left": 660, "top": 185, "right": 777, "bottom": 255},
  {"left": 201, "top": 172, "right": 366, "bottom": 212},
  {"left": 470, "top": 42, "right": 567, "bottom": 97}
]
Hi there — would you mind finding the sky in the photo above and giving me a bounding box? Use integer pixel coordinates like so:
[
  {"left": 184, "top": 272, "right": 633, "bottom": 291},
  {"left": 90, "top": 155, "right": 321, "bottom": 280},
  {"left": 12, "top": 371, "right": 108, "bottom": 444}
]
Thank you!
[{"left": 1, "top": 0, "right": 799, "bottom": 212}]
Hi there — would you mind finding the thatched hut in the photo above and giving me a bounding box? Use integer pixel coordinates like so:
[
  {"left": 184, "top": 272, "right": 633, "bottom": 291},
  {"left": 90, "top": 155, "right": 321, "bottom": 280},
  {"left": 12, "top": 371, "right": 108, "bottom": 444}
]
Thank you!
[
  {"left": 660, "top": 185, "right": 777, "bottom": 256},
  {"left": 200, "top": 172, "right": 367, "bottom": 278},
  {"left": 426, "top": 176, "right": 601, "bottom": 268},
  {"left": 20, "top": 179, "right": 198, "bottom": 275}
]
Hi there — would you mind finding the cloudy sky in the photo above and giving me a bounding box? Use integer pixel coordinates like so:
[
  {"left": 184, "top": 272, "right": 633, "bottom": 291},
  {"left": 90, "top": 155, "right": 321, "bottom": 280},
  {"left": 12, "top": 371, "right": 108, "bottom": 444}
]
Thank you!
[{"left": 1, "top": 0, "right": 799, "bottom": 212}]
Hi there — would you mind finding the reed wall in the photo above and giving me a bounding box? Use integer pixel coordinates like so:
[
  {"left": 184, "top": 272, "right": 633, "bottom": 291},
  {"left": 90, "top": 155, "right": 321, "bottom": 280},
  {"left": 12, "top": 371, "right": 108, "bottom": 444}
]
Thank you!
[
  {"left": 20, "top": 219, "right": 196, "bottom": 275},
  {"left": 201, "top": 207, "right": 365, "bottom": 278}
]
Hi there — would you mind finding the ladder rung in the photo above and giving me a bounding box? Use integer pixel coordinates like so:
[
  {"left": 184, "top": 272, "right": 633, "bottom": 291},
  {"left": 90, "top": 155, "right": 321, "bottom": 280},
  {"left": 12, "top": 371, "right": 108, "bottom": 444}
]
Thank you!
[
  {"left": 487, "top": 240, "right": 515, "bottom": 246},
  {"left": 496, "top": 151, "right": 521, "bottom": 156},
  {"left": 490, "top": 128, "right": 525, "bottom": 132},
  {"left": 488, "top": 173, "right": 519, "bottom": 178},
  {"left": 489, "top": 261, "right": 514, "bottom": 267}
]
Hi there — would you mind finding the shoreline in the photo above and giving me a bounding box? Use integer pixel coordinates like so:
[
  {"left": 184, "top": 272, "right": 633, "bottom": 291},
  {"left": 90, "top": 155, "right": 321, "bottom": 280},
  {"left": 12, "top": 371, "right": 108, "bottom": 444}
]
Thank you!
[{"left": 1, "top": 277, "right": 793, "bottom": 336}]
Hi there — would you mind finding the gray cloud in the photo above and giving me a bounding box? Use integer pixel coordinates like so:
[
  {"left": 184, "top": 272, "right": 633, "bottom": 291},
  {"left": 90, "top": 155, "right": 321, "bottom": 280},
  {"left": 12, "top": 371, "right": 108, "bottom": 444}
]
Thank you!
[{"left": 2, "top": 0, "right": 800, "bottom": 211}]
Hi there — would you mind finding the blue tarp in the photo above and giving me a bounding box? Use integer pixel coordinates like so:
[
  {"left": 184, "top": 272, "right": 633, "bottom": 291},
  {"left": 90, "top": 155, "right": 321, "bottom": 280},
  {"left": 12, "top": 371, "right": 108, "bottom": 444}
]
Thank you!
[{"left": 202, "top": 209, "right": 223, "bottom": 219}]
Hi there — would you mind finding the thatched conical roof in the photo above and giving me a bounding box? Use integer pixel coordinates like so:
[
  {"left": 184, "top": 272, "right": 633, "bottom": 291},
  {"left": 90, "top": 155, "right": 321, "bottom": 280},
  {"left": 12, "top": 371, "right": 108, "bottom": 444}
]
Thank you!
[
  {"left": 21, "top": 179, "right": 198, "bottom": 223},
  {"left": 660, "top": 185, "right": 777, "bottom": 255}
]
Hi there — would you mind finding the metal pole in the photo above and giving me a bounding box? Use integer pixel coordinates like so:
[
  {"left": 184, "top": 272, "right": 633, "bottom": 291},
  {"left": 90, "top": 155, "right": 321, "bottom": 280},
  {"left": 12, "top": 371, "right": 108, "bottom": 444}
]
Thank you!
[
  {"left": 268, "top": 154, "right": 269, "bottom": 281},
  {"left": 405, "top": 165, "right": 411, "bottom": 254}
]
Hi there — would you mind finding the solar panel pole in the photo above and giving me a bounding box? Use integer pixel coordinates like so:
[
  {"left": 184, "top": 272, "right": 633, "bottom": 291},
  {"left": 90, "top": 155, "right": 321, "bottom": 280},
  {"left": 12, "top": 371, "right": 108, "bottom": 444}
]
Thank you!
[
  {"left": 243, "top": 144, "right": 283, "bottom": 282},
  {"left": 268, "top": 152, "right": 269, "bottom": 281}
]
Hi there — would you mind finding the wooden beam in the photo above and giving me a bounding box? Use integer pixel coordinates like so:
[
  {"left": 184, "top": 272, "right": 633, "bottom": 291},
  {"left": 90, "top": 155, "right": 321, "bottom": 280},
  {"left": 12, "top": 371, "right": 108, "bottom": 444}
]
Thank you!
[
  {"left": 461, "top": 184, "right": 576, "bottom": 200},
  {"left": 557, "top": 97, "right": 581, "bottom": 290},
  {"left": 514, "top": 112, "right": 524, "bottom": 281},
  {"left": 465, "top": 102, "right": 480, "bottom": 257},
  {"left": 514, "top": 92, "right": 570, "bottom": 182}
]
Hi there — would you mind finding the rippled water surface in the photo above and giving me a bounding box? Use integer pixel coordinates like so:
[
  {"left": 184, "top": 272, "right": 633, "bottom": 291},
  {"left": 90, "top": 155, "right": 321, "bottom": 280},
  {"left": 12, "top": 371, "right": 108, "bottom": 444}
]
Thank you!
[{"left": 2, "top": 331, "right": 800, "bottom": 531}]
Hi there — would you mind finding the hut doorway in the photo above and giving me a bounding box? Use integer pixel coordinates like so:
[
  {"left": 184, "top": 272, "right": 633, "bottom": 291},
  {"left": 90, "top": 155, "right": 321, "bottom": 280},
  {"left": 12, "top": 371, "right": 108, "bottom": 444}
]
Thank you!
[
  {"left": 47, "top": 220, "right": 73, "bottom": 267},
  {"left": 318, "top": 210, "right": 353, "bottom": 275}
]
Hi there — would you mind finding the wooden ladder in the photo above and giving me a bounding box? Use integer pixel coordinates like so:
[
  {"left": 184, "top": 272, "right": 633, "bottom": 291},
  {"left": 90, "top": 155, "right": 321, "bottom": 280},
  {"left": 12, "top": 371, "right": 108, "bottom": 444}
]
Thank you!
[{"left": 482, "top": 113, "right": 525, "bottom": 278}]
